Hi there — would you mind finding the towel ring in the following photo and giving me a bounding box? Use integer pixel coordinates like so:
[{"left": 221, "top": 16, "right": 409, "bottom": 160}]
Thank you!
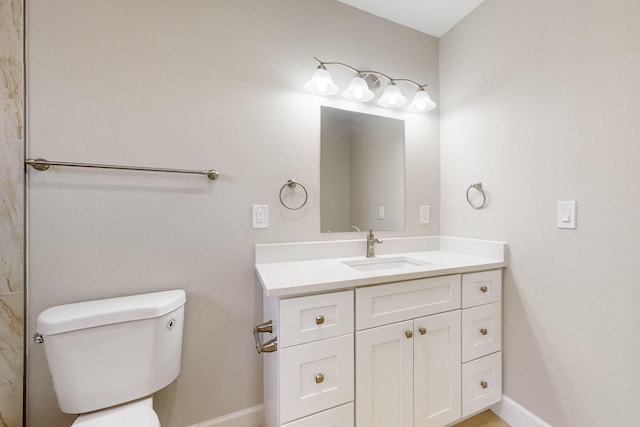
[
  {"left": 279, "top": 179, "right": 308, "bottom": 210},
  {"left": 466, "top": 182, "right": 487, "bottom": 209}
]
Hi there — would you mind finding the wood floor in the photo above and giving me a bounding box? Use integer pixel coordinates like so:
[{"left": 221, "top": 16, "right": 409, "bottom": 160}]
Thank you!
[{"left": 452, "top": 410, "right": 511, "bottom": 427}]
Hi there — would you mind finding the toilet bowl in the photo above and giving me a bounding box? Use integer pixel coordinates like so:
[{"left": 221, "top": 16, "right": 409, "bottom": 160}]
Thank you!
[
  {"left": 71, "top": 397, "right": 159, "bottom": 427},
  {"left": 36, "top": 290, "right": 186, "bottom": 426}
]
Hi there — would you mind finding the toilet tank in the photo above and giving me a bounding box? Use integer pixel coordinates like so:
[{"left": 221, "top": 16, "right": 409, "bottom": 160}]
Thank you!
[{"left": 36, "top": 289, "right": 186, "bottom": 414}]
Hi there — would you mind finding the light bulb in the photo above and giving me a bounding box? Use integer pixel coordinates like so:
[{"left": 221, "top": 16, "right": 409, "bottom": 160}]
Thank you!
[
  {"left": 343, "top": 76, "right": 374, "bottom": 102},
  {"left": 377, "top": 82, "right": 406, "bottom": 108},
  {"left": 304, "top": 67, "right": 339, "bottom": 96},
  {"left": 408, "top": 89, "right": 436, "bottom": 112}
]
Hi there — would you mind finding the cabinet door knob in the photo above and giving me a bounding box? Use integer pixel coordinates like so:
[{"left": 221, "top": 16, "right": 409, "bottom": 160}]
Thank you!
[
  {"left": 418, "top": 327, "right": 427, "bottom": 335},
  {"left": 480, "top": 328, "right": 488, "bottom": 336},
  {"left": 315, "top": 315, "right": 325, "bottom": 325},
  {"left": 480, "top": 286, "right": 488, "bottom": 293},
  {"left": 480, "top": 381, "right": 488, "bottom": 389},
  {"left": 315, "top": 373, "right": 324, "bottom": 384},
  {"left": 405, "top": 330, "right": 413, "bottom": 339}
]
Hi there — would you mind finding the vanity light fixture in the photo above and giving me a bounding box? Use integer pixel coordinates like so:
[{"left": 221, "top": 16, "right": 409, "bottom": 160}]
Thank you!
[{"left": 304, "top": 57, "right": 436, "bottom": 112}]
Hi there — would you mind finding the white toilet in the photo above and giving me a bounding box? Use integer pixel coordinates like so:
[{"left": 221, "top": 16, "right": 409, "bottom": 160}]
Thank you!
[{"left": 36, "top": 289, "right": 186, "bottom": 426}]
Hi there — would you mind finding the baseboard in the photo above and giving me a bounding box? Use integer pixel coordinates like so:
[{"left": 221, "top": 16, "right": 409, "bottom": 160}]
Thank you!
[
  {"left": 188, "top": 404, "right": 264, "bottom": 427},
  {"left": 187, "top": 397, "right": 547, "bottom": 427},
  {"left": 491, "top": 395, "right": 552, "bottom": 427}
]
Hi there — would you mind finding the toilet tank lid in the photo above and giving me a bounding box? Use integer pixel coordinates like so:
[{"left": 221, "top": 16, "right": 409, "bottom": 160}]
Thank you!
[{"left": 37, "top": 289, "right": 186, "bottom": 336}]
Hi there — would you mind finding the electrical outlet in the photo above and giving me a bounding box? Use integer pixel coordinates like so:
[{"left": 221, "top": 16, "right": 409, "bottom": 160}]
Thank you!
[
  {"left": 420, "top": 206, "right": 430, "bottom": 224},
  {"left": 252, "top": 205, "right": 268, "bottom": 229}
]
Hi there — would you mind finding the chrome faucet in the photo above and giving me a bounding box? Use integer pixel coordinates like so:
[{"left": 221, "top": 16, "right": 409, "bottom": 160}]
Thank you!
[{"left": 366, "top": 228, "right": 383, "bottom": 258}]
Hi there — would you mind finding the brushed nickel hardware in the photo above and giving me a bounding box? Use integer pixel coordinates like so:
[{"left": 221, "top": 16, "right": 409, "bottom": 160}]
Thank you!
[
  {"left": 480, "top": 328, "right": 488, "bottom": 335},
  {"left": 405, "top": 330, "right": 413, "bottom": 339},
  {"left": 466, "top": 182, "right": 487, "bottom": 209},
  {"left": 260, "top": 337, "right": 278, "bottom": 353},
  {"left": 480, "top": 286, "right": 488, "bottom": 293},
  {"left": 366, "top": 228, "right": 383, "bottom": 258},
  {"left": 480, "top": 381, "right": 488, "bottom": 389},
  {"left": 279, "top": 179, "right": 308, "bottom": 210},
  {"left": 315, "top": 373, "right": 324, "bottom": 384},
  {"left": 254, "top": 320, "right": 278, "bottom": 353},
  {"left": 33, "top": 333, "right": 44, "bottom": 344},
  {"left": 26, "top": 158, "right": 220, "bottom": 180},
  {"left": 315, "top": 315, "right": 325, "bottom": 325},
  {"left": 419, "top": 327, "right": 427, "bottom": 335}
]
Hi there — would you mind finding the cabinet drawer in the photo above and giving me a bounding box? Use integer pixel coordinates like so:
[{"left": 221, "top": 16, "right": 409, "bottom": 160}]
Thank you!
[
  {"left": 282, "top": 402, "right": 354, "bottom": 427},
  {"left": 280, "top": 291, "right": 354, "bottom": 348},
  {"left": 462, "top": 352, "right": 502, "bottom": 417},
  {"left": 356, "top": 275, "right": 461, "bottom": 330},
  {"left": 462, "top": 270, "right": 501, "bottom": 308},
  {"left": 279, "top": 334, "right": 354, "bottom": 423},
  {"left": 462, "top": 302, "right": 502, "bottom": 363}
]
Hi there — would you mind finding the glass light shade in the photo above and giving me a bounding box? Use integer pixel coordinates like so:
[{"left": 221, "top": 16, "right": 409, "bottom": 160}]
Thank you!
[
  {"left": 304, "top": 68, "right": 339, "bottom": 95},
  {"left": 377, "top": 83, "right": 407, "bottom": 108},
  {"left": 408, "top": 89, "right": 436, "bottom": 112},
  {"left": 343, "top": 76, "right": 375, "bottom": 102}
]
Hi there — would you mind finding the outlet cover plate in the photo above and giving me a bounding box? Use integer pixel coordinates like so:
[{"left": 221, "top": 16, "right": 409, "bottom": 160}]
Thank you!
[{"left": 252, "top": 205, "right": 268, "bottom": 229}]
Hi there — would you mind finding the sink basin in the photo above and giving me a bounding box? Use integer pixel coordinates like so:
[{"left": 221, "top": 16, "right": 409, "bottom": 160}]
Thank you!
[{"left": 342, "top": 256, "right": 430, "bottom": 272}]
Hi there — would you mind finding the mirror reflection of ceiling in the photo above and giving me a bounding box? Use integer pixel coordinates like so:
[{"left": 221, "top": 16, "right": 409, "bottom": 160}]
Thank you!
[{"left": 335, "top": 0, "right": 485, "bottom": 38}]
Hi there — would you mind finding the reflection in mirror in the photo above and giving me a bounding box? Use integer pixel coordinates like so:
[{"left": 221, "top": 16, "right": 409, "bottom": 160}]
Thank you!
[{"left": 321, "top": 107, "right": 405, "bottom": 233}]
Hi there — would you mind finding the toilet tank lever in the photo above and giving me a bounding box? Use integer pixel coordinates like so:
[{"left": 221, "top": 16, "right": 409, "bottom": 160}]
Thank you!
[{"left": 33, "top": 333, "right": 44, "bottom": 344}]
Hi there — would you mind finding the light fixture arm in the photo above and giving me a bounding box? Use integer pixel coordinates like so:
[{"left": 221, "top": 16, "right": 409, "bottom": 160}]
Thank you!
[{"left": 313, "top": 57, "right": 428, "bottom": 88}]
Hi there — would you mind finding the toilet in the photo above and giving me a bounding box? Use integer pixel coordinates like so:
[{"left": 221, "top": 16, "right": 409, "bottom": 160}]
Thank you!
[{"left": 36, "top": 289, "right": 186, "bottom": 426}]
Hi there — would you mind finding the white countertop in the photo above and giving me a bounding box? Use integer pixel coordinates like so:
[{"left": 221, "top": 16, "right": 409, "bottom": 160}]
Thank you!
[{"left": 255, "top": 236, "right": 508, "bottom": 297}]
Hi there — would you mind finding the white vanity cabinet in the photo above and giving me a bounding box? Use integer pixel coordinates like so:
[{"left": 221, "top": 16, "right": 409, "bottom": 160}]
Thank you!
[
  {"left": 261, "top": 270, "right": 503, "bottom": 427},
  {"left": 262, "top": 290, "right": 355, "bottom": 427}
]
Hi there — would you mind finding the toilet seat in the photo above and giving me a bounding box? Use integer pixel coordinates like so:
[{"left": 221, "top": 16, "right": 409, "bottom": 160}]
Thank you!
[{"left": 72, "top": 398, "right": 160, "bottom": 427}]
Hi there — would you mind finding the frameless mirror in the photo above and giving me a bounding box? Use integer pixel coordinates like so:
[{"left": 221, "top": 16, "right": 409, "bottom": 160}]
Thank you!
[{"left": 321, "top": 107, "right": 405, "bottom": 233}]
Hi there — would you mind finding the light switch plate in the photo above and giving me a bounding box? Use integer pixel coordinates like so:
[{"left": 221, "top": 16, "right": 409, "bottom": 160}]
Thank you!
[{"left": 557, "top": 201, "right": 576, "bottom": 229}]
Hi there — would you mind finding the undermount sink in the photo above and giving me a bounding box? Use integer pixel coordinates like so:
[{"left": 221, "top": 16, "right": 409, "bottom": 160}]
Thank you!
[{"left": 342, "top": 256, "right": 430, "bottom": 272}]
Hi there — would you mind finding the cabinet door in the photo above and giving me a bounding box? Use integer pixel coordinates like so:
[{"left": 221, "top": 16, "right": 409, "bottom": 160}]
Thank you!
[
  {"left": 413, "top": 311, "right": 461, "bottom": 427},
  {"left": 356, "top": 321, "right": 414, "bottom": 427}
]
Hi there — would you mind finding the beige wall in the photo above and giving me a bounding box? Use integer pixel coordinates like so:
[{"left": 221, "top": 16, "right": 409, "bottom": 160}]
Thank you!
[
  {"left": 0, "top": 0, "right": 24, "bottom": 426},
  {"left": 25, "top": 1, "right": 440, "bottom": 426},
  {"left": 440, "top": 0, "right": 640, "bottom": 425}
]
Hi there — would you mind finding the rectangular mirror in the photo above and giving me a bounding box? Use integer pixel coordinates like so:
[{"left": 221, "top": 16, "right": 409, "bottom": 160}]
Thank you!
[{"left": 321, "top": 107, "right": 405, "bottom": 233}]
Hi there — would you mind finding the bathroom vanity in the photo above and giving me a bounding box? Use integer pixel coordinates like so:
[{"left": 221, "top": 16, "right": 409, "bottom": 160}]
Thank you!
[{"left": 255, "top": 237, "right": 507, "bottom": 427}]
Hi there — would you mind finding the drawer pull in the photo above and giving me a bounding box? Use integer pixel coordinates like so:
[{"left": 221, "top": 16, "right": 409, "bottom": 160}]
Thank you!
[
  {"left": 418, "top": 327, "right": 427, "bottom": 335},
  {"left": 480, "top": 286, "right": 488, "bottom": 293},
  {"left": 315, "top": 373, "right": 324, "bottom": 384},
  {"left": 480, "top": 328, "right": 488, "bottom": 336},
  {"left": 480, "top": 381, "right": 488, "bottom": 389},
  {"left": 315, "top": 315, "right": 325, "bottom": 325},
  {"left": 405, "top": 330, "right": 413, "bottom": 339}
]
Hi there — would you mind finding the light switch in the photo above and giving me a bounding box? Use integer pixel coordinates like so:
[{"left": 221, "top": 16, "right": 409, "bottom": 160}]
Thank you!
[{"left": 557, "top": 201, "right": 576, "bottom": 229}]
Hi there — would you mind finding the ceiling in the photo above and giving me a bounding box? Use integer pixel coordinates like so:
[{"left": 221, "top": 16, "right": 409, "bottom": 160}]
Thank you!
[{"left": 336, "top": 0, "right": 485, "bottom": 38}]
